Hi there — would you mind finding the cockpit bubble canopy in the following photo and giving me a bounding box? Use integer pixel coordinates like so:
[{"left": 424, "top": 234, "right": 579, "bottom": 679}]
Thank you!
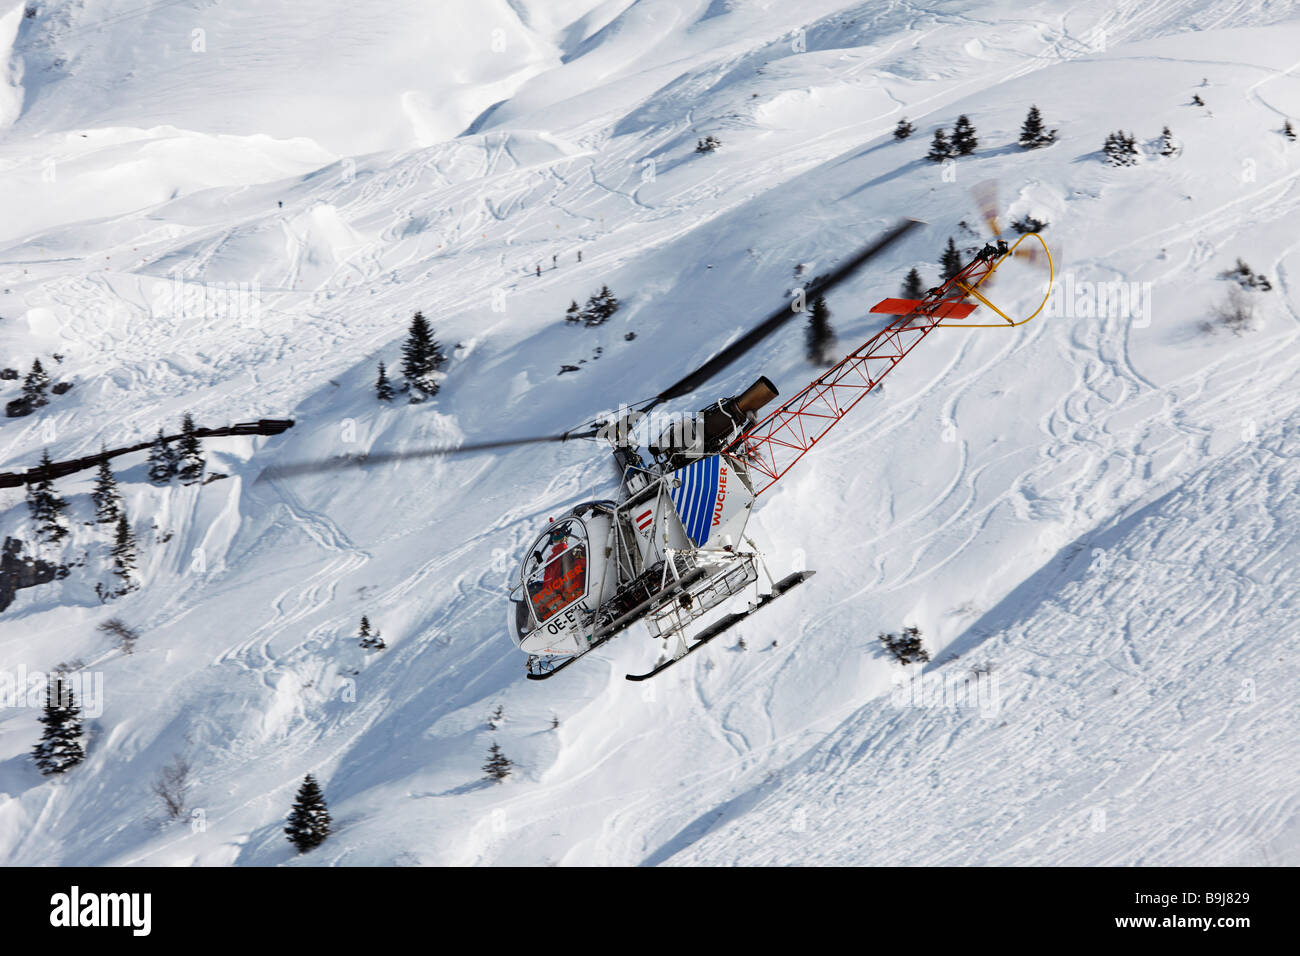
[{"left": 522, "top": 518, "right": 588, "bottom": 625}]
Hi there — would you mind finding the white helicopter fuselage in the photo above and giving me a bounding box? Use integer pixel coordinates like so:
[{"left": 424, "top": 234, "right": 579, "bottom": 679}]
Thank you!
[{"left": 507, "top": 453, "right": 758, "bottom": 660}]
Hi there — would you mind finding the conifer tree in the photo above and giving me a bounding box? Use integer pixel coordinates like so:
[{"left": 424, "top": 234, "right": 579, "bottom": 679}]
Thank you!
[
  {"left": 284, "top": 774, "right": 332, "bottom": 853},
  {"left": 401, "top": 311, "right": 445, "bottom": 397},
  {"left": 1103, "top": 131, "right": 1121, "bottom": 164},
  {"left": 951, "top": 114, "right": 978, "bottom": 155},
  {"left": 901, "top": 267, "right": 925, "bottom": 299},
  {"left": 375, "top": 361, "right": 393, "bottom": 401},
  {"left": 599, "top": 285, "right": 618, "bottom": 320},
  {"left": 33, "top": 678, "right": 85, "bottom": 775},
  {"left": 893, "top": 118, "right": 914, "bottom": 140},
  {"left": 804, "top": 294, "right": 835, "bottom": 365},
  {"left": 1158, "top": 126, "right": 1177, "bottom": 157},
  {"left": 1011, "top": 215, "right": 1047, "bottom": 234},
  {"left": 147, "top": 429, "right": 179, "bottom": 484},
  {"left": 91, "top": 447, "right": 121, "bottom": 524},
  {"left": 940, "top": 237, "right": 963, "bottom": 281},
  {"left": 26, "top": 450, "right": 69, "bottom": 543},
  {"left": 483, "top": 742, "right": 512, "bottom": 782},
  {"left": 111, "top": 510, "right": 137, "bottom": 592},
  {"left": 926, "top": 128, "right": 952, "bottom": 162},
  {"left": 177, "top": 413, "right": 204, "bottom": 484},
  {"left": 564, "top": 300, "right": 581, "bottom": 324},
  {"left": 22, "top": 358, "right": 50, "bottom": 408},
  {"left": 1018, "top": 105, "right": 1057, "bottom": 149},
  {"left": 358, "top": 614, "right": 385, "bottom": 650},
  {"left": 582, "top": 286, "right": 619, "bottom": 326},
  {"left": 1285, "top": 120, "right": 1296, "bottom": 142},
  {"left": 1103, "top": 130, "right": 1139, "bottom": 166}
]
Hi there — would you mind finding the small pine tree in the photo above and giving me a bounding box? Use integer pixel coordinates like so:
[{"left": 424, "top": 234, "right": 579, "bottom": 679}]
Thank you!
[
  {"left": 579, "top": 286, "right": 619, "bottom": 327},
  {"left": 564, "top": 300, "right": 582, "bottom": 325},
  {"left": 26, "top": 451, "right": 69, "bottom": 543},
  {"left": 147, "top": 429, "right": 179, "bottom": 484},
  {"left": 1123, "top": 131, "right": 1139, "bottom": 163},
  {"left": 804, "top": 294, "right": 835, "bottom": 365},
  {"left": 284, "top": 774, "right": 331, "bottom": 853},
  {"left": 177, "top": 413, "right": 204, "bottom": 483},
  {"left": 22, "top": 359, "right": 50, "bottom": 408},
  {"left": 893, "top": 118, "right": 914, "bottom": 140},
  {"left": 940, "top": 237, "right": 963, "bottom": 282},
  {"left": 1191, "top": 94, "right": 1203, "bottom": 106},
  {"left": 951, "top": 115, "right": 978, "bottom": 155},
  {"left": 483, "top": 742, "right": 512, "bottom": 782},
  {"left": 878, "top": 625, "right": 931, "bottom": 665},
  {"left": 1284, "top": 119, "right": 1296, "bottom": 141},
  {"left": 1158, "top": 126, "right": 1177, "bottom": 157},
  {"left": 901, "top": 267, "right": 925, "bottom": 299},
  {"left": 488, "top": 705, "right": 504, "bottom": 730},
  {"left": 375, "top": 361, "right": 393, "bottom": 401},
  {"left": 111, "top": 510, "right": 137, "bottom": 592},
  {"left": 550, "top": 715, "right": 560, "bottom": 730},
  {"left": 1018, "top": 105, "right": 1057, "bottom": 149},
  {"left": 1103, "top": 130, "right": 1138, "bottom": 166},
  {"left": 401, "top": 311, "right": 445, "bottom": 397},
  {"left": 1011, "top": 215, "right": 1047, "bottom": 234},
  {"left": 1019, "top": 105, "right": 1044, "bottom": 146},
  {"left": 596, "top": 286, "right": 619, "bottom": 324},
  {"left": 91, "top": 448, "right": 121, "bottom": 524},
  {"left": 1102, "top": 131, "right": 1120, "bottom": 164},
  {"left": 926, "top": 128, "right": 952, "bottom": 162},
  {"left": 32, "top": 678, "right": 85, "bottom": 775},
  {"left": 358, "top": 614, "right": 385, "bottom": 650}
]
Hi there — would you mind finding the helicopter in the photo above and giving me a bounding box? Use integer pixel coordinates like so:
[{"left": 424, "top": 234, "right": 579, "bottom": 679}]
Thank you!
[
  {"left": 504, "top": 222, "right": 1052, "bottom": 680},
  {"left": 262, "top": 215, "right": 1052, "bottom": 681}
]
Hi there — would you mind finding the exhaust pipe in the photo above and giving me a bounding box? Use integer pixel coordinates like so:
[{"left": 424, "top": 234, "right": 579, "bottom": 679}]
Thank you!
[{"left": 734, "top": 376, "right": 779, "bottom": 415}]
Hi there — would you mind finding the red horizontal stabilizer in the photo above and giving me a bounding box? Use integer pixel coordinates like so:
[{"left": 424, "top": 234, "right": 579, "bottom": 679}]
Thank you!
[{"left": 869, "top": 298, "right": 977, "bottom": 319}]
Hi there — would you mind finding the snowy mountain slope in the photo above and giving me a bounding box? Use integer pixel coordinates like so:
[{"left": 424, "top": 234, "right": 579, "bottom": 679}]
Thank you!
[
  {"left": 1, "top": 0, "right": 1299, "bottom": 866},
  {"left": 661, "top": 419, "right": 1300, "bottom": 866}
]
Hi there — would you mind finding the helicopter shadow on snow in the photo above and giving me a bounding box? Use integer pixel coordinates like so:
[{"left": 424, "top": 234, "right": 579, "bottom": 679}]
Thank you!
[
  {"left": 413, "top": 778, "right": 498, "bottom": 798},
  {"left": 838, "top": 142, "right": 1036, "bottom": 203},
  {"left": 927, "top": 486, "right": 1176, "bottom": 668},
  {"left": 638, "top": 490, "right": 1176, "bottom": 865}
]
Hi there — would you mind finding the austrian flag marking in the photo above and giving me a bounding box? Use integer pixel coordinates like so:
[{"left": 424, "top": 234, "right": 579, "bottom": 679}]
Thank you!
[{"left": 635, "top": 508, "right": 654, "bottom": 531}]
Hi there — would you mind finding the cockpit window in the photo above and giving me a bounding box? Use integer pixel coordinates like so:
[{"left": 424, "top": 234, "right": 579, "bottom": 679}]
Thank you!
[{"left": 524, "top": 519, "right": 588, "bottom": 623}]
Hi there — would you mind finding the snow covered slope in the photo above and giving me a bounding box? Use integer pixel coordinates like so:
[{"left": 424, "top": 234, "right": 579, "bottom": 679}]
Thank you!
[{"left": 1, "top": 0, "right": 1298, "bottom": 866}]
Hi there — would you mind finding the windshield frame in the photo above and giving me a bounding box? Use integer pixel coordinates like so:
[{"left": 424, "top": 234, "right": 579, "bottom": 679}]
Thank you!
[{"left": 515, "top": 517, "right": 590, "bottom": 628}]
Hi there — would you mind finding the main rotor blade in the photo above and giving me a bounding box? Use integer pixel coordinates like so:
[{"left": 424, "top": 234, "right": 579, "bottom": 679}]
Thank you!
[
  {"left": 647, "top": 218, "right": 922, "bottom": 408},
  {"left": 258, "top": 428, "right": 600, "bottom": 480}
]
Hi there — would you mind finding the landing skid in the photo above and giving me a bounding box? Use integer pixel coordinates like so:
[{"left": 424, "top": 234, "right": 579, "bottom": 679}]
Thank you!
[
  {"left": 525, "top": 654, "right": 583, "bottom": 681},
  {"left": 625, "top": 570, "right": 814, "bottom": 681}
]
